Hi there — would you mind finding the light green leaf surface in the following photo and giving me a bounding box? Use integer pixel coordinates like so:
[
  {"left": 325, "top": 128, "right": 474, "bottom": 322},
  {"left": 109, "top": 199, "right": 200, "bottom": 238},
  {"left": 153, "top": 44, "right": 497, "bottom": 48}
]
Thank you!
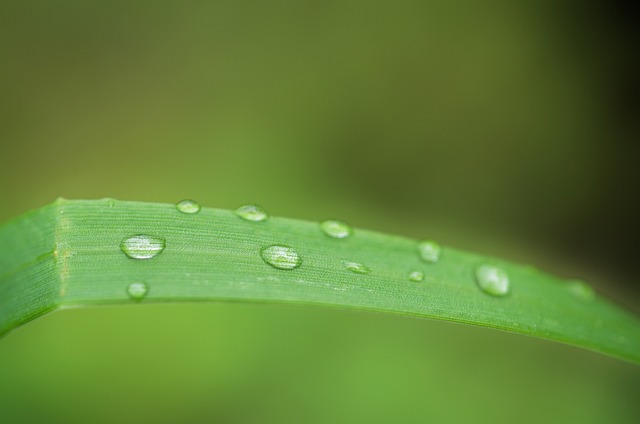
[{"left": 1, "top": 198, "right": 639, "bottom": 363}]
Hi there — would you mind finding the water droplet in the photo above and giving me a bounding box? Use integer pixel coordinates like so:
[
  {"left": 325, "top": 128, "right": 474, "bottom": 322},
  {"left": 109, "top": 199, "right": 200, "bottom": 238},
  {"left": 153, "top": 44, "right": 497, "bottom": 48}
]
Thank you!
[
  {"left": 236, "top": 204, "right": 268, "bottom": 222},
  {"left": 408, "top": 271, "right": 424, "bottom": 282},
  {"left": 121, "top": 235, "right": 166, "bottom": 259},
  {"left": 127, "top": 282, "right": 148, "bottom": 301},
  {"left": 417, "top": 240, "right": 441, "bottom": 263},
  {"left": 344, "top": 261, "right": 369, "bottom": 274},
  {"left": 566, "top": 280, "right": 594, "bottom": 301},
  {"left": 320, "top": 220, "right": 352, "bottom": 239},
  {"left": 475, "top": 264, "right": 510, "bottom": 296},
  {"left": 261, "top": 245, "right": 301, "bottom": 270},
  {"left": 176, "top": 199, "right": 201, "bottom": 214}
]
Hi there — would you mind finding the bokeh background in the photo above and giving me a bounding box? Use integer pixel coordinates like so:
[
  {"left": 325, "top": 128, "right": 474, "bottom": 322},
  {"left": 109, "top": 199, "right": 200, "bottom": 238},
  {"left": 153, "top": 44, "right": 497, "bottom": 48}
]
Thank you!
[{"left": 1, "top": 1, "right": 639, "bottom": 423}]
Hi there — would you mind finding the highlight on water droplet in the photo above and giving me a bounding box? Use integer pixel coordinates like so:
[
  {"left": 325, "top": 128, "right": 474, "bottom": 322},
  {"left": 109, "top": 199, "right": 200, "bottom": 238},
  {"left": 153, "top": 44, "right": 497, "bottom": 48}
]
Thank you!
[
  {"left": 475, "top": 264, "right": 509, "bottom": 297},
  {"left": 417, "top": 240, "right": 441, "bottom": 263},
  {"left": 176, "top": 199, "right": 201, "bottom": 214},
  {"left": 566, "top": 279, "right": 595, "bottom": 301},
  {"left": 121, "top": 235, "right": 166, "bottom": 260},
  {"left": 408, "top": 270, "right": 424, "bottom": 282},
  {"left": 235, "top": 204, "right": 268, "bottom": 222},
  {"left": 127, "top": 282, "right": 148, "bottom": 301},
  {"left": 344, "top": 261, "right": 370, "bottom": 274},
  {"left": 320, "top": 220, "right": 352, "bottom": 239},
  {"left": 260, "top": 245, "right": 301, "bottom": 270}
]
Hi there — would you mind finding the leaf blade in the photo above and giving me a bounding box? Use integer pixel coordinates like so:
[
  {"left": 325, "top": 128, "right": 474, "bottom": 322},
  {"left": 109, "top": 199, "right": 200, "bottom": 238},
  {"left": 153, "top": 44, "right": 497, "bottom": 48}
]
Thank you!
[{"left": 1, "top": 198, "right": 639, "bottom": 363}]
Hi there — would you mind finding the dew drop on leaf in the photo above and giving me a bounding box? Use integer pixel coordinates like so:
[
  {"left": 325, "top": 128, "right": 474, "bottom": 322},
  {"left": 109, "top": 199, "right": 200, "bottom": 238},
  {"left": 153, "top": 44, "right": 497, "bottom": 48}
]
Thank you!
[
  {"left": 235, "top": 204, "right": 268, "bottom": 222},
  {"left": 417, "top": 240, "right": 441, "bottom": 263},
  {"left": 176, "top": 199, "right": 201, "bottom": 214},
  {"left": 475, "top": 264, "right": 510, "bottom": 296},
  {"left": 320, "top": 220, "right": 352, "bottom": 239},
  {"left": 566, "top": 279, "right": 595, "bottom": 301},
  {"left": 408, "top": 270, "right": 424, "bottom": 282},
  {"left": 260, "top": 245, "right": 301, "bottom": 270},
  {"left": 121, "top": 235, "right": 166, "bottom": 259},
  {"left": 344, "top": 261, "right": 370, "bottom": 274},
  {"left": 127, "top": 282, "right": 148, "bottom": 301}
]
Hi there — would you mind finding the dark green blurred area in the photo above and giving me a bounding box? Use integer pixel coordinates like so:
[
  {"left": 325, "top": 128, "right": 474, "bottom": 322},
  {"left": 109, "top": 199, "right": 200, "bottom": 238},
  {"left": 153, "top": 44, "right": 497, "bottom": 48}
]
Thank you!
[{"left": 1, "top": 1, "right": 639, "bottom": 423}]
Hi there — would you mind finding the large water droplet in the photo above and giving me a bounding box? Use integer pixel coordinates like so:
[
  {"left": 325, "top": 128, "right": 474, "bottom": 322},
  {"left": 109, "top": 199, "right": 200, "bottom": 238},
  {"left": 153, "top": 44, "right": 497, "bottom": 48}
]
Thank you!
[
  {"left": 176, "top": 199, "right": 201, "bottom": 214},
  {"left": 121, "top": 235, "right": 166, "bottom": 259},
  {"left": 236, "top": 204, "right": 268, "bottom": 222},
  {"left": 127, "top": 282, "right": 148, "bottom": 301},
  {"left": 408, "top": 271, "right": 424, "bottom": 282},
  {"left": 566, "top": 279, "right": 595, "bottom": 301},
  {"left": 417, "top": 240, "right": 441, "bottom": 263},
  {"left": 320, "top": 220, "right": 352, "bottom": 239},
  {"left": 475, "top": 264, "right": 509, "bottom": 296},
  {"left": 344, "top": 261, "right": 370, "bottom": 274},
  {"left": 261, "top": 245, "right": 301, "bottom": 270}
]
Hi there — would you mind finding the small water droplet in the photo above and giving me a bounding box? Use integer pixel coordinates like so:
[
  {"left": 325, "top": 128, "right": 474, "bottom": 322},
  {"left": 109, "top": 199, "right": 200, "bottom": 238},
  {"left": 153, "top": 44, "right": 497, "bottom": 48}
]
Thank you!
[
  {"left": 566, "top": 280, "right": 594, "bottom": 301},
  {"left": 121, "top": 235, "right": 166, "bottom": 259},
  {"left": 475, "top": 264, "right": 509, "bottom": 296},
  {"left": 417, "top": 240, "right": 441, "bottom": 263},
  {"left": 127, "top": 282, "right": 148, "bottom": 301},
  {"left": 176, "top": 199, "right": 201, "bottom": 214},
  {"left": 236, "top": 204, "right": 268, "bottom": 222},
  {"left": 344, "top": 261, "right": 369, "bottom": 274},
  {"left": 320, "top": 220, "right": 352, "bottom": 239},
  {"left": 261, "top": 245, "right": 301, "bottom": 270},
  {"left": 409, "top": 271, "right": 424, "bottom": 282}
]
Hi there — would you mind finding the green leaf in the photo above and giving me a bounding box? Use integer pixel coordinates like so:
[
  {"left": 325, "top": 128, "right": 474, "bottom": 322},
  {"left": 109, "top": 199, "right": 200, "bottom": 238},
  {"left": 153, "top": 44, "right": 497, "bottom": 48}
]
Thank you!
[{"left": 1, "top": 198, "right": 639, "bottom": 363}]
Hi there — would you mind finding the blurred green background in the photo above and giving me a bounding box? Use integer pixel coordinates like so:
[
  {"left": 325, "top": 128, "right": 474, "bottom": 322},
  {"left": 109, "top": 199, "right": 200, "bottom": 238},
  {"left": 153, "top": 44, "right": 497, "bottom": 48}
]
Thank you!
[{"left": 1, "top": 1, "right": 639, "bottom": 423}]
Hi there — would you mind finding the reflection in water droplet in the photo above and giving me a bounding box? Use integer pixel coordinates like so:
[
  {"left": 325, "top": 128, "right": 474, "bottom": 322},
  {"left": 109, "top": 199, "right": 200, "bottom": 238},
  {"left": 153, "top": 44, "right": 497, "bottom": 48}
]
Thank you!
[
  {"left": 566, "top": 280, "right": 595, "bottom": 301},
  {"left": 176, "top": 199, "right": 201, "bottom": 214},
  {"left": 261, "top": 245, "right": 301, "bottom": 270},
  {"left": 344, "top": 261, "right": 369, "bottom": 274},
  {"left": 417, "top": 240, "right": 441, "bottom": 263},
  {"left": 320, "top": 220, "right": 352, "bottom": 239},
  {"left": 121, "top": 235, "right": 166, "bottom": 259},
  {"left": 127, "top": 282, "right": 148, "bottom": 301},
  {"left": 236, "top": 204, "right": 268, "bottom": 222},
  {"left": 409, "top": 271, "right": 424, "bottom": 282},
  {"left": 475, "top": 264, "right": 509, "bottom": 296}
]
